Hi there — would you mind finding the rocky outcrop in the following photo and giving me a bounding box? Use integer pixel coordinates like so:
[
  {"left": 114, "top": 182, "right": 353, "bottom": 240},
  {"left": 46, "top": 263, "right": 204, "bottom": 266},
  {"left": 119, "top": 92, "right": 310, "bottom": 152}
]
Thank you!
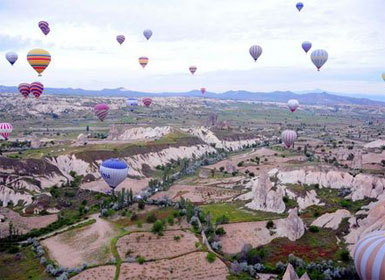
[
  {"left": 275, "top": 167, "right": 385, "bottom": 201},
  {"left": 0, "top": 186, "right": 33, "bottom": 207},
  {"left": 282, "top": 264, "right": 310, "bottom": 280},
  {"left": 276, "top": 208, "right": 305, "bottom": 241},
  {"left": 244, "top": 174, "right": 286, "bottom": 213},
  {"left": 364, "top": 140, "right": 385, "bottom": 149},
  {"left": 296, "top": 190, "right": 323, "bottom": 210},
  {"left": 117, "top": 126, "right": 173, "bottom": 141},
  {"left": 311, "top": 209, "right": 351, "bottom": 230}
]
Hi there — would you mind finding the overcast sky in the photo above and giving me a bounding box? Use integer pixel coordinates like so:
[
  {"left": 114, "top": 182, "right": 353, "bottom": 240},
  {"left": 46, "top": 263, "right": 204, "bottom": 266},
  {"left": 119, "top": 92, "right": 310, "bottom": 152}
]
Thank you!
[{"left": 0, "top": 0, "right": 384, "bottom": 95}]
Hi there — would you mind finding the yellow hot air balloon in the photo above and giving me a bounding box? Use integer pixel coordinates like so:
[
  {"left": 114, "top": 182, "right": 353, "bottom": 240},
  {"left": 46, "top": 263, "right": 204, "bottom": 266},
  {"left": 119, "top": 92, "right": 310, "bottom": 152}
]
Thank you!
[
  {"left": 382, "top": 72, "right": 385, "bottom": 81},
  {"left": 139, "top": 57, "right": 149, "bottom": 68},
  {"left": 27, "top": 49, "right": 51, "bottom": 76}
]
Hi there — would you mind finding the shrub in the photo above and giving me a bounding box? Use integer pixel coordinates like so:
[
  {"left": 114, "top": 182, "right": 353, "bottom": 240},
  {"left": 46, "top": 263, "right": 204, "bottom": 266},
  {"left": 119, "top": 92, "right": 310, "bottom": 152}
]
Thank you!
[
  {"left": 206, "top": 252, "right": 216, "bottom": 263},
  {"left": 283, "top": 196, "right": 289, "bottom": 203},
  {"left": 237, "top": 161, "right": 244, "bottom": 167},
  {"left": 130, "top": 212, "right": 138, "bottom": 221},
  {"left": 216, "top": 215, "right": 229, "bottom": 225},
  {"left": 138, "top": 199, "right": 145, "bottom": 210},
  {"left": 173, "top": 235, "right": 181, "bottom": 241},
  {"left": 136, "top": 220, "right": 143, "bottom": 228},
  {"left": 340, "top": 249, "right": 351, "bottom": 262},
  {"left": 309, "top": 225, "right": 319, "bottom": 233},
  {"left": 146, "top": 213, "right": 157, "bottom": 223},
  {"left": 137, "top": 256, "right": 145, "bottom": 264},
  {"left": 219, "top": 166, "right": 225, "bottom": 172},
  {"left": 340, "top": 200, "right": 351, "bottom": 208},
  {"left": 167, "top": 215, "right": 174, "bottom": 226},
  {"left": 152, "top": 220, "right": 164, "bottom": 235},
  {"left": 266, "top": 220, "right": 274, "bottom": 229},
  {"left": 215, "top": 227, "right": 226, "bottom": 236}
]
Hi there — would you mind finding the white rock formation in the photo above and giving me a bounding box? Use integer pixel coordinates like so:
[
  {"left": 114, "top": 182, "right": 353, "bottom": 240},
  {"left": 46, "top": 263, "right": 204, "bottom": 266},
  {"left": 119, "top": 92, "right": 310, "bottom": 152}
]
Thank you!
[
  {"left": 0, "top": 186, "right": 33, "bottom": 207},
  {"left": 275, "top": 208, "right": 305, "bottom": 241},
  {"left": 364, "top": 140, "right": 385, "bottom": 149},
  {"left": 75, "top": 133, "right": 88, "bottom": 146},
  {"left": 282, "top": 264, "right": 310, "bottom": 280},
  {"left": 296, "top": 190, "right": 324, "bottom": 210},
  {"left": 117, "top": 126, "right": 173, "bottom": 141},
  {"left": 311, "top": 209, "right": 351, "bottom": 230}
]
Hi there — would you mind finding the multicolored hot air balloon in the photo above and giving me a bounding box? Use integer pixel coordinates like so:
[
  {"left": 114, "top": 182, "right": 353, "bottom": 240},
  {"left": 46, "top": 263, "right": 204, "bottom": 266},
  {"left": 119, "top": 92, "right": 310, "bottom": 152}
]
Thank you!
[
  {"left": 382, "top": 72, "right": 385, "bottom": 81},
  {"left": 94, "top": 103, "right": 109, "bottom": 122},
  {"left": 127, "top": 98, "right": 138, "bottom": 111},
  {"left": 354, "top": 230, "right": 385, "bottom": 280},
  {"left": 5, "top": 52, "right": 18, "bottom": 66},
  {"left": 0, "top": 123, "right": 13, "bottom": 140},
  {"left": 249, "top": 45, "right": 262, "bottom": 62},
  {"left": 18, "top": 83, "right": 30, "bottom": 98},
  {"left": 116, "top": 35, "right": 125, "bottom": 45},
  {"left": 139, "top": 57, "right": 149, "bottom": 68},
  {"left": 201, "top": 88, "right": 206, "bottom": 95},
  {"left": 311, "top": 49, "right": 328, "bottom": 71},
  {"left": 30, "top": 82, "right": 44, "bottom": 98},
  {"left": 38, "top": 21, "right": 50, "bottom": 35},
  {"left": 27, "top": 49, "right": 51, "bottom": 76},
  {"left": 288, "top": 99, "right": 299, "bottom": 112},
  {"left": 100, "top": 159, "right": 128, "bottom": 191},
  {"left": 296, "top": 2, "right": 304, "bottom": 11},
  {"left": 143, "top": 29, "right": 153, "bottom": 40},
  {"left": 142, "top": 98, "right": 152, "bottom": 108},
  {"left": 189, "top": 66, "right": 197, "bottom": 75},
  {"left": 281, "top": 130, "right": 297, "bottom": 148},
  {"left": 302, "top": 41, "right": 312, "bottom": 53}
]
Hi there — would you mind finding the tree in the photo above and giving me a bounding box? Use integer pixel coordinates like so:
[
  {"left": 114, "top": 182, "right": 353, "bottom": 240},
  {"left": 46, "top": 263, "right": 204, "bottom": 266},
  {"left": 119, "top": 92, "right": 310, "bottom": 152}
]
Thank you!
[
  {"left": 206, "top": 252, "right": 216, "bottom": 263},
  {"left": 152, "top": 220, "right": 164, "bottom": 235}
]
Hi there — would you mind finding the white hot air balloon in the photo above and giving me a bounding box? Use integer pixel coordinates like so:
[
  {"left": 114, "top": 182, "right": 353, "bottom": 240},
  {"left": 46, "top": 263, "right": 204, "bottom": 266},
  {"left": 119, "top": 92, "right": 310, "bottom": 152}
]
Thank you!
[
  {"left": 288, "top": 99, "right": 299, "bottom": 112},
  {"left": 249, "top": 45, "right": 262, "bottom": 62},
  {"left": 311, "top": 49, "right": 328, "bottom": 71},
  {"left": 281, "top": 130, "right": 297, "bottom": 148}
]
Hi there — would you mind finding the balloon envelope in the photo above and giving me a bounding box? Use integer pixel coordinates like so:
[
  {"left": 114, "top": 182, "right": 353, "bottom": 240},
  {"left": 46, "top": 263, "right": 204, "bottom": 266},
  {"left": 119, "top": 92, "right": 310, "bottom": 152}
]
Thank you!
[
  {"left": 139, "top": 57, "right": 149, "bottom": 68},
  {"left": 18, "top": 83, "right": 30, "bottom": 98},
  {"left": 143, "top": 29, "right": 153, "bottom": 40},
  {"left": 354, "top": 231, "right": 385, "bottom": 280},
  {"left": 249, "top": 45, "right": 262, "bottom": 61},
  {"left": 127, "top": 98, "right": 138, "bottom": 111},
  {"left": 0, "top": 123, "right": 13, "bottom": 140},
  {"left": 296, "top": 2, "right": 304, "bottom": 11},
  {"left": 201, "top": 88, "right": 206, "bottom": 95},
  {"left": 302, "top": 41, "right": 312, "bottom": 53},
  {"left": 38, "top": 21, "right": 50, "bottom": 35},
  {"left": 94, "top": 103, "right": 109, "bottom": 121},
  {"left": 27, "top": 49, "right": 51, "bottom": 76},
  {"left": 382, "top": 72, "right": 385, "bottom": 81},
  {"left": 189, "top": 66, "right": 197, "bottom": 75},
  {"left": 100, "top": 159, "right": 128, "bottom": 189},
  {"left": 142, "top": 98, "right": 152, "bottom": 107},
  {"left": 288, "top": 99, "right": 299, "bottom": 112},
  {"left": 116, "top": 35, "right": 125, "bottom": 45},
  {"left": 311, "top": 49, "right": 328, "bottom": 71},
  {"left": 281, "top": 130, "right": 297, "bottom": 148},
  {"left": 6, "top": 52, "right": 18, "bottom": 65},
  {"left": 30, "top": 82, "right": 44, "bottom": 98}
]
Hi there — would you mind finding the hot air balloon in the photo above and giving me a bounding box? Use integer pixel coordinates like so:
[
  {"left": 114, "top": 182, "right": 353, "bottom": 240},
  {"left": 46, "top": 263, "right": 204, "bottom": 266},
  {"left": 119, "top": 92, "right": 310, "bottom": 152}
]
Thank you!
[
  {"left": 27, "top": 49, "right": 51, "bottom": 76},
  {"left": 249, "top": 45, "right": 262, "bottom": 62},
  {"left": 127, "top": 98, "right": 138, "bottom": 111},
  {"left": 30, "top": 82, "right": 44, "bottom": 98},
  {"left": 18, "top": 83, "right": 30, "bottom": 98},
  {"left": 143, "top": 29, "right": 153, "bottom": 40},
  {"left": 116, "top": 35, "right": 125, "bottom": 45},
  {"left": 189, "top": 66, "right": 197, "bottom": 75},
  {"left": 311, "top": 49, "right": 328, "bottom": 71},
  {"left": 0, "top": 123, "right": 13, "bottom": 140},
  {"left": 142, "top": 98, "right": 152, "bottom": 108},
  {"left": 5, "top": 52, "right": 18, "bottom": 66},
  {"left": 288, "top": 99, "right": 299, "bottom": 112},
  {"left": 38, "top": 21, "right": 50, "bottom": 35},
  {"left": 100, "top": 159, "right": 128, "bottom": 192},
  {"left": 354, "top": 230, "right": 385, "bottom": 280},
  {"left": 296, "top": 2, "right": 304, "bottom": 11},
  {"left": 382, "top": 72, "right": 385, "bottom": 81},
  {"left": 201, "top": 88, "right": 206, "bottom": 95},
  {"left": 302, "top": 41, "right": 312, "bottom": 53},
  {"left": 94, "top": 103, "right": 109, "bottom": 122},
  {"left": 139, "top": 57, "right": 149, "bottom": 68},
  {"left": 281, "top": 130, "right": 297, "bottom": 148}
]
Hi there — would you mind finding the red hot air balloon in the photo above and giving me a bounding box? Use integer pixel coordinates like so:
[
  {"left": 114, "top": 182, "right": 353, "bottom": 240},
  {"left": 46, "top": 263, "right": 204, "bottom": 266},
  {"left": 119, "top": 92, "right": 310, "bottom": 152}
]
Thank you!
[
  {"left": 94, "top": 103, "right": 109, "bottom": 122},
  {"left": 189, "top": 66, "right": 197, "bottom": 75},
  {"left": 30, "top": 82, "right": 44, "bottom": 98},
  {"left": 18, "top": 83, "right": 31, "bottom": 98},
  {"left": 200, "top": 88, "right": 206, "bottom": 95},
  {"left": 116, "top": 35, "right": 125, "bottom": 45},
  {"left": 142, "top": 98, "right": 152, "bottom": 108},
  {"left": 0, "top": 123, "right": 13, "bottom": 140}
]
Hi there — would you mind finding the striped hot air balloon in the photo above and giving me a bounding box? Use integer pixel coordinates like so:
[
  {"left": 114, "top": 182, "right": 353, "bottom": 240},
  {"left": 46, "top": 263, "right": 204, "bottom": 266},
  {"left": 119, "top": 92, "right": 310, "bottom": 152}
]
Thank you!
[
  {"left": 18, "top": 83, "right": 31, "bottom": 98},
  {"left": 94, "top": 103, "right": 109, "bottom": 122},
  {"left": 139, "top": 57, "right": 149, "bottom": 68},
  {"left": 142, "top": 98, "right": 152, "bottom": 108},
  {"left": 354, "top": 230, "right": 385, "bottom": 280},
  {"left": 201, "top": 88, "right": 206, "bottom": 95},
  {"left": 100, "top": 159, "right": 128, "bottom": 191},
  {"left": 288, "top": 99, "right": 299, "bottom": 112},
  {"left": 30, "top": 82, "right": 44, "bottom": 98},
  {"left": 127, "top": 98, "right": 138, "bottom": 111},
  {"left": 302, "top": 41, "right": 312, "bottom": 53},
  {"left": 281, "top": 130, "right": 297, "bottom": 148},
  {"left": 189, "top": 66, "right": 197, "bottom": 75},
  {"left": 38, "top": 21, "right": 50, "bottom": 35},
  {"left": 249, "top": 45, "right": 263, "bottom": 62},
  {"left": 116, "top": 35, "right": 125, "bottom": 45},
  {"left": 0, "top": 123, "right": 13, "bottom": 140},
  {"left": 311, "top": 49, "right": 328, "bottom": 71},
  {"left": 143, "top": 29, "right": 153, "bottom": 40},
  {"left": 27, "top": 49, "right": 51, "bottom": 76},
  {"left": 382, "top": 72, "right": 385, "bottom": 82},
  {"left": 6, "top": 52, "right": 18, "bottom": 66}
]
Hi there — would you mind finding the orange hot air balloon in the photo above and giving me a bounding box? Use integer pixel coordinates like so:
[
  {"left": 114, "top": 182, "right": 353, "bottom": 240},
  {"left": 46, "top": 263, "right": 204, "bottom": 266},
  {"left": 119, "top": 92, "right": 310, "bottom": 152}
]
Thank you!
[
  {"left": 27, "top": 49, "right": 51, "bottom": 76},
  {"left": 139, "top": 57, "right": 149, "bottom": 68}
]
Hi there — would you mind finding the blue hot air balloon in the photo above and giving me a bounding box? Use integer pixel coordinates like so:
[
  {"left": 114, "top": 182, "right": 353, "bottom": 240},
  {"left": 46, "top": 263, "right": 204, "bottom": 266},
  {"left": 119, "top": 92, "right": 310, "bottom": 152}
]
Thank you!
[
  {"left": 296, "top": 2, "right": 304, "bottom": 11},
  {"left": 5, "top": 52, "right": 18, "bottom": 66},
  {"left": 143, "top": 29, "right": 153, "bottom": 40},
  {"left": 127, "top": 98, "right": 139, "bottom": 111},
  {"left": 311, "top": 49, "right": 328, "bottom": 71},
  {"left": 302, "top": 41, "right": 312, "bottom": 53},
  {"left": 100, "top": 159, "right": 128, "bottom": 192}
]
